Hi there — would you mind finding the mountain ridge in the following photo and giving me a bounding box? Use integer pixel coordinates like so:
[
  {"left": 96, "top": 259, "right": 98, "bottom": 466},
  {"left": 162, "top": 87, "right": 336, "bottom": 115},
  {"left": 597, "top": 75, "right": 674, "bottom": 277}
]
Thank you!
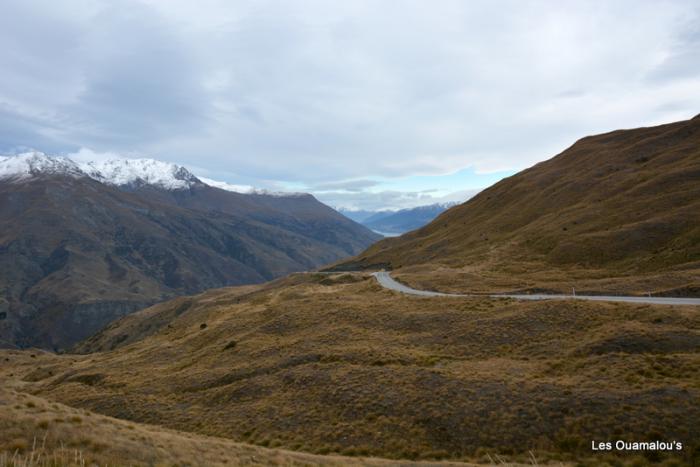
[
  {"left": 0, "top": 152, "right": 307, "bottom": 195},
  {"left": 0, "top": 154, "right": 380, "bottom": 349}
]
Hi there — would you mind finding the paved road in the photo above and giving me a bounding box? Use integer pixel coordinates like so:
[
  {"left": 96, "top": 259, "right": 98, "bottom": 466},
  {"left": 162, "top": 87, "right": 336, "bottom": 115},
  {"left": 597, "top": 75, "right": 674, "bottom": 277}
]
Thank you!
[{"left": 371, "top": 271, "right": 700, "bottom": 306}]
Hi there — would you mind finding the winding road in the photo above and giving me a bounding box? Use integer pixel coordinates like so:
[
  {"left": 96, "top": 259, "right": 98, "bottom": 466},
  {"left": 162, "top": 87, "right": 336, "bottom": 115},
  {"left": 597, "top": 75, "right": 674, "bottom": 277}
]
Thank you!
[{"left": 371, "top": 271, "right": 700, "bottom": 306}]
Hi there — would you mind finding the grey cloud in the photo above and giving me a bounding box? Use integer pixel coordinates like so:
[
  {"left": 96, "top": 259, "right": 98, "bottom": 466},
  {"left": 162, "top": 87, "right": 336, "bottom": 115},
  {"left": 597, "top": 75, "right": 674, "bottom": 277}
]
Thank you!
[
  {"left": 1, "top": 0, "right": 700, "bottom": 185},
  {"left": 556, "top": 89, "right": 587, "bottom": 99},
  {"left": 65, "top": 4, "right": 212, "bottom": 147},
  {"left": 0, "top": 1, "right": 211, "bottom": 152},
  {"left": 0, "top": 104, "right": 77, "bottom": 154},
  {"left": 310, "top": 179, "right": 381, "bottom": 192},
  {"left": 646, "top": 18, "right": 700, "bottom": 83}
]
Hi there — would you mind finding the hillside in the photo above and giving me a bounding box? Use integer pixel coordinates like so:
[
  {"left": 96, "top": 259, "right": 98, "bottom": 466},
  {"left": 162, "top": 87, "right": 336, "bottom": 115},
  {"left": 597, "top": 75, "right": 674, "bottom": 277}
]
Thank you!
[
  {"left": 334, "top": 115, "right": 700, "bottom": 295},
  {"left": 0, "top": 153, "right": 380, "bottom": 350},
  {"left": 0, "top": 378, "right": 473, "bottom": 466},
  {"left": 4, "top": 272, "right": 698, "bottom": 465}
]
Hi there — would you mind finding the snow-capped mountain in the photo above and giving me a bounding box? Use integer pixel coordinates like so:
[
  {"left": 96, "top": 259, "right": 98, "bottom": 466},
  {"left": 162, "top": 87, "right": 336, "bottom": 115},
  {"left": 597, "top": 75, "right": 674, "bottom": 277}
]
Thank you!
[
  {"left": 0, "top": 151, "right": 295, "bottom": 194},
  {"left": 0, "top": 151, "right": 85, "bottom": 181},
  {"left": 0, "top": 151, "right": 203, "bottom": 190},
  {"left": 82, "top": 158, "right": 202, "bottom": 190},
  {"left": 197, "top": 176, "right": 303, "bottom": 197},
  {"left": 198, "top": 176, "right": 254, "bottom": 193},
  {"left": 0, "top": 151, "right": 381, "bottom": 350}
]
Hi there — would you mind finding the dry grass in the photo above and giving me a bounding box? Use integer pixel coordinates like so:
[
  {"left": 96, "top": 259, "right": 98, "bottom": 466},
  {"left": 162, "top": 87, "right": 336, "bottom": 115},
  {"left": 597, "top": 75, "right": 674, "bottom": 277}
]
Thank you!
[
  {"left": 0, "top": 438, "right": 92, "bottom": 467},
  {"left": 1, "top": 273, "right": 697, "bottom": 465},
  {"left": 0, "top": 384, "right": 486, "bottom": 466}
]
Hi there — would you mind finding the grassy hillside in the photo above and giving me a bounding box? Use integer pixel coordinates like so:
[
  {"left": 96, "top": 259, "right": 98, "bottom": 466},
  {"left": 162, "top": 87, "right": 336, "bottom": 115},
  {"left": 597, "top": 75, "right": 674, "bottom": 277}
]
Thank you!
[
  {"left": 3, "top": 273, "right": 698, "bottom": 465},
  {"left": 0, "top": 385, "right": 477, "bottom": 466},
  {"left": 333, "top": 115, "right": 700, "bottom": 295}
]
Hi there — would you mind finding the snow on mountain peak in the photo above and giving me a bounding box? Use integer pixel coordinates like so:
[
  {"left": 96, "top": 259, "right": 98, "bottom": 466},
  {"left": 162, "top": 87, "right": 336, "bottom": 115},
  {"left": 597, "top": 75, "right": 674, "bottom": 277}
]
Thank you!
[
  {"left": 199, "top": 177, "right": 308, "bottom": 197},
  {"left": 0, "top": 151, "right": 85, "bottom": 181},
  {"left": 82, "top": 158, "right": 202, "bottom": 190},
  {"left": 0, "top": 152, "right": 203, "bottom": 190},
  {"left": 0, "top": 152, "right": 310, "bottom": 198},
  {"left": 198, "top": 177, "right": 254, "bottom": 193}
]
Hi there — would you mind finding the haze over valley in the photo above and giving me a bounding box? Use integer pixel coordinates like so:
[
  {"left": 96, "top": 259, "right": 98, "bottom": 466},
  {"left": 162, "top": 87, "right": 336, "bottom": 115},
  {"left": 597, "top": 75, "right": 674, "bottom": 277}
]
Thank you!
[{"left": 340, "top": 203, "right": 458, "bottom": 236}]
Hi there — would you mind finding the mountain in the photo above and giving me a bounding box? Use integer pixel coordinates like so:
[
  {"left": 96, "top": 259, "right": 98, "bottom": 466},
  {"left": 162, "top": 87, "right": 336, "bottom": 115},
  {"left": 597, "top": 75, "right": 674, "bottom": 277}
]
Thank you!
[
  {"left": 339, "top": 204, "right": 456, "bottom": 236},
  {"left": 362, "top": 203, "right": 457, "bottom": 235},
  {"left": 333, "top": 115, "right": 700, "bottom": 295},
  {"left": 0, "top": 152, "right": 380, "bottom": 350}
]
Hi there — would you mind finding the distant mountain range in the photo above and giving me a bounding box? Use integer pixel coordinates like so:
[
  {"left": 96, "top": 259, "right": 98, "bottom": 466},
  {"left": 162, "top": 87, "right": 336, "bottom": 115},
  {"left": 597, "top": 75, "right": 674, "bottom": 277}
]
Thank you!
[
  {"left": 340, "top": 203, "right": 457, "bottom": 236},
  {"left": 0, "top": 152, "right": 380, "bottom": 349}
]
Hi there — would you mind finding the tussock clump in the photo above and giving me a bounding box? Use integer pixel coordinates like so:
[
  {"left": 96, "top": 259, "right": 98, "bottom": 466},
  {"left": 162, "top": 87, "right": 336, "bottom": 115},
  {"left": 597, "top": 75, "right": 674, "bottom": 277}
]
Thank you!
[{"left": 223, "top": 340, "right": 237, "bottom": 350}]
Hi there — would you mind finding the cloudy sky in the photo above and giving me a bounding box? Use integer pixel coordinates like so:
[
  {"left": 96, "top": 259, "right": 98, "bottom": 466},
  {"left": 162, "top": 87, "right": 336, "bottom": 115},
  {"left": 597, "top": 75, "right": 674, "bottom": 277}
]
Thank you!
[{"left": 1, "top": 0, "right": 699, "bottom": 210}]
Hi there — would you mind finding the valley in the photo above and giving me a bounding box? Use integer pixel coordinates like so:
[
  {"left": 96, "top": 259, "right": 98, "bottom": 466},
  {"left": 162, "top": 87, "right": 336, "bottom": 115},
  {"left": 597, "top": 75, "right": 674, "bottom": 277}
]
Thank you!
[
  {"left": 2, "top": 3, "right": 700, "bottom": 465},
  {"left": 1, "top": 118, "right": 698, "bottom": 466},
  {"left": 0, "top": 153, "right": 379, "bottom": 350},
  {"left": 340, "top": 204, "right": 457, "bottom": 236}
]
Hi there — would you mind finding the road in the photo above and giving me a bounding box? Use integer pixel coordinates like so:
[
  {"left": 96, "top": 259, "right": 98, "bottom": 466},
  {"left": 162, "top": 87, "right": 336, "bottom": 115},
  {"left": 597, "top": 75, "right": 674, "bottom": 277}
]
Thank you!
[{"left": 371, "top": 271, "right": 700, "bottom": 306}]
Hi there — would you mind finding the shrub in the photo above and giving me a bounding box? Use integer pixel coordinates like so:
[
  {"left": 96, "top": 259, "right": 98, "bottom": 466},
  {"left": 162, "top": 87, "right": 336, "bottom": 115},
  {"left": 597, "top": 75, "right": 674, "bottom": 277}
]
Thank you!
[{"left": 223, "top": 340, "right": 237, "bottom": 350}]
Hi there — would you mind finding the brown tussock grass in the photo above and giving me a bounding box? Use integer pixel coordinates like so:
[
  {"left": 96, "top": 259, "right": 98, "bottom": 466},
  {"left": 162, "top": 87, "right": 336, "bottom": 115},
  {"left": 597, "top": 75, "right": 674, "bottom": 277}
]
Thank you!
[{"left": 1, "top": 273, "right": 697, "bottom": 465}]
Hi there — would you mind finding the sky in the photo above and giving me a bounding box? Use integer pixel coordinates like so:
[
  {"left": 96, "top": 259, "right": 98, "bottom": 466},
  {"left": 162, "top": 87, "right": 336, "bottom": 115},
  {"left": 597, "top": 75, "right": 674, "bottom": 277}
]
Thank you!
[{"left": 1, "top": 0, "right": 699, "bottom": 210}]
